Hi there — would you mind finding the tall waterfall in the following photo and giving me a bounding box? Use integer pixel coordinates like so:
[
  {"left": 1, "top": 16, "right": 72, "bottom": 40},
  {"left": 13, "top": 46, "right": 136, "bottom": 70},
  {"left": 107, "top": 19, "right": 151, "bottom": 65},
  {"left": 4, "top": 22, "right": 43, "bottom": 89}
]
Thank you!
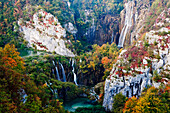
[
  {"left": 52, "top": 61, "right": 61, "bottom": 81},
  {"left": 59, "top": 62, "right": 66, "bottom": 82},
  {"left": 72, "top": 59, "right": 78, "bottom": 86},
  {"left": 118, "top": 1, "right": 134, "bottom": 48},
  {"left": 111, "top": 32, "right": 114, "bottom": 43},
  {"left": 85, "top": 18, "right": 95, "bottom": 43},
  {"left": 92, "top": 18, "right": 95, "bottom": 36}
]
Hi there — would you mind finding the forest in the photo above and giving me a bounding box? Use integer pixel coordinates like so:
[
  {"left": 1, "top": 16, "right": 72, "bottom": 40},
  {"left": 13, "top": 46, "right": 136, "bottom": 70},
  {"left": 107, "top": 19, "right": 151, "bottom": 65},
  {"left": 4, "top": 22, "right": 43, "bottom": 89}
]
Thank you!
[{"left": 0, "top": 0, "right": 169, "bottom": 113}]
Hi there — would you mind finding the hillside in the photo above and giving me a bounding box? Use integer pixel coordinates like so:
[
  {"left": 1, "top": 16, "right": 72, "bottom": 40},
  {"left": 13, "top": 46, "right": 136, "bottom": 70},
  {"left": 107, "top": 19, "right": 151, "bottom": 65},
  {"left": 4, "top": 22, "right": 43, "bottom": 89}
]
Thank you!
[{"left": 0, "top": 0, "right": 169, "bottom": 113}]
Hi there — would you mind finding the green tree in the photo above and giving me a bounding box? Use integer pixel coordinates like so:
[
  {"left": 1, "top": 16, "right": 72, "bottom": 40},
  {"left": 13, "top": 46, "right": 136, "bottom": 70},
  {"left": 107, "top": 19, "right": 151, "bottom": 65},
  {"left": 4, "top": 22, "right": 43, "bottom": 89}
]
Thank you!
[{"left": 112, "top": 93, "right": 126, "bottom": 113}]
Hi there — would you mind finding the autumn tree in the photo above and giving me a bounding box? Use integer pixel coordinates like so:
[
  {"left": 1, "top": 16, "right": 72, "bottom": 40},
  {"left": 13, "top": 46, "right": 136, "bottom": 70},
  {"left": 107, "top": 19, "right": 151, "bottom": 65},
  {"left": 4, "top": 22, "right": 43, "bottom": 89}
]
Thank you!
[
  {"left": 123, "top": 86, "right": 169, "bottom": 113},
  {"left": 123, "top": 96, "right": 138, "bottom": 113},
  {"left": 0, "top": 44, "right": 25, "bottom": 72},
  {"left": 0, "top": 44, "right": 25, "bottom": 112},
  {"left": 78, "top": 42, "right": 120, "bottom": 85}
]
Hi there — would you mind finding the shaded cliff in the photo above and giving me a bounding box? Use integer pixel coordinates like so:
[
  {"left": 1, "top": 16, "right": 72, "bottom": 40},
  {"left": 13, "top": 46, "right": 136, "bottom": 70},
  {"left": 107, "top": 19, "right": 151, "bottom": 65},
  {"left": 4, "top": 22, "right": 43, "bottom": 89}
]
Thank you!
[{"left": 94, "top": 15, "right": 120, "bottom": 45}]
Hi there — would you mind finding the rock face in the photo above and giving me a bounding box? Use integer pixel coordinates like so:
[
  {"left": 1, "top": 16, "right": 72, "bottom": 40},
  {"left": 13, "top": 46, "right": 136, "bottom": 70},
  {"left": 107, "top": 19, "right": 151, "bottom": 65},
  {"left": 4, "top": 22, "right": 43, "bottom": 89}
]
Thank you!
[
  {"left": 94, "top": 15, "right": 120, "bottom": 45},
  {"left": 75, "top": 8, "right": 120, "bottom": 45},
  {"left": 103, "top": 24, "right": 170, "bottom": 111},
  {"left": 85, "top": 15, "right": 120, "bottom": 45},
  {"left": 64, "top": 22, "right": 77, "bottom": 35},
  {"left": 119, "top": 0, "right": 150, "bottom": 47},
  {"left": 18, "top": 10, "right": 75, "bottom": 57}
]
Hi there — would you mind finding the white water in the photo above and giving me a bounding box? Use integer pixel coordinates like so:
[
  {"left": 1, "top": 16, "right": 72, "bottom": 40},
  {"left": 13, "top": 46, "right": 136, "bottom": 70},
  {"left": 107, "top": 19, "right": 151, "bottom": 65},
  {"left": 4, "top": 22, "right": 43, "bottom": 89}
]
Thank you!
[
  {"left": 118, "top": 1, "right": 134, "bottom": 48},
  {"left": 89, "top": 87, "right": 99, "bottom": 101},
  {"left": 85, "top": 18, "right": 95, "bottom": 42},
  {"left": 59, "top": 62, "right": 66, "bottom": 82},
  {"left": 92, "top": 18, "right": 95, "bottom": 34},
  {"left": 46, "top": 81, "right": 58, "bottom": 99},
  {"left": 111, "top": 32, "right": 114, "bottom": 43},
  {"left": 21, "top": 89, "right": 27, "bottom": 103},
  {"left": 52, "top": 61, "right": 61, "bottom": 81},
  {"left": 72, "top": 59, "right": 78, "bottom": 86}
]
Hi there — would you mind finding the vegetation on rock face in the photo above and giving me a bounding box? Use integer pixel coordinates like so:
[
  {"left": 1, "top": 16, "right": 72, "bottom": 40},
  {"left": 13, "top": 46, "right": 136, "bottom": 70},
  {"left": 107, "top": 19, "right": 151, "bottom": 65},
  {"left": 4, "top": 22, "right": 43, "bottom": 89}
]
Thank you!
[
  {"left": 0, "top": 0, "right": 169, "bottom": 112},
  {"left": 116, "top": 45, "right": 149, "bottom": 77},
  {"left": 123, "top": 86, "right": 170, "bottom": 113},
  {"left": 77, "top": 42, "right": 120, "bottom": 85},
  {"left": 110, "top": 86, "right": 170, "bottom": 113},
  {"left": 143, "top": 0, "right": 170, "bottom": 32},
  {"left": 0, "top": 0, "right": 26, "bottom": 48}
]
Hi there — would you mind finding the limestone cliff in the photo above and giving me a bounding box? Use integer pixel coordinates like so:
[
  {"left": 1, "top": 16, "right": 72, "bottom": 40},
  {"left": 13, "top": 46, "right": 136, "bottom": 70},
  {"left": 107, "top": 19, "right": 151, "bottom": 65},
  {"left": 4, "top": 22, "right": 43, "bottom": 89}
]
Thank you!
[
  {"left": 103, "top": 8, "right": 170, "bottom": 111},
  {"left": 18, "top": 10, "right": 75, "bottom": 57}
]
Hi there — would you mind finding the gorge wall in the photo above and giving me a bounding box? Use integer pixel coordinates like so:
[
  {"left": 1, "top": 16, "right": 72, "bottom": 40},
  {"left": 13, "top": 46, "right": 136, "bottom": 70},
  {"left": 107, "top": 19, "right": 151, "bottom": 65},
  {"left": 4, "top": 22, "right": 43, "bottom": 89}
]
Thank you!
[{"left": 103, "top": 7, "right": 170, "bottom": 111}]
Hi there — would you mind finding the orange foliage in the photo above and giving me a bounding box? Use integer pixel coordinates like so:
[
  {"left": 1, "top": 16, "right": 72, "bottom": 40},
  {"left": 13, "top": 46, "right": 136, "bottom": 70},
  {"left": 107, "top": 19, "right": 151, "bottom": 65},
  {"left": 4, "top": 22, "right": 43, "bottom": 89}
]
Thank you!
[
  {"left": 101, "top": 57, "right": 110, "bottom": 65},
  {"left": 123, "top": 96, "right": 138, "bottom": 113},
  {"left": 0, "top": 44, "right": 25, "bottom": 72}
]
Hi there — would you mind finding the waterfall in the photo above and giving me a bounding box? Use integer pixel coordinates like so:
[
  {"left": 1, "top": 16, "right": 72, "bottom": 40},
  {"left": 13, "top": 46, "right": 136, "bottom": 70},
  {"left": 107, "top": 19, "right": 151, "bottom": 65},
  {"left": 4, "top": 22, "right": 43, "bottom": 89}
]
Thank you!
[
  {"left": 89, "top": 87, "right": 99, "bottom": 101},
  {"left": 85, "top": 18, "right": 95, "bottom": 43},
  {"left": 145, "top": 67, "right": 150, "bottom": 88},
  {"left": 21, "top": 89, "right": 27, "bottom": 103},
  {"left": 52, "top": 61, "right": 61, "bottom": 81},
  {"left": 54, "top": 89, "right": 58, "bottom": 99},
  {"left": 92, "top": 18, "right": 95, "bottom": 36},
  {"left": 118, "top": 1, "right": 134, "bottom": 48},
  {"left": 72, "top": 59, "right": 78, "bottom": 86},
  {"left": 46, "top": 81, "right": 58, "bottom": 99},
  {"left": 52, "top": 69, "right": 54, "bottom": 76},
  {"left": 59, "top": 62, "right": 66, "bottom": 82},
  {"left": 111, "top": 32, "right": 114, "bottom": 43}
]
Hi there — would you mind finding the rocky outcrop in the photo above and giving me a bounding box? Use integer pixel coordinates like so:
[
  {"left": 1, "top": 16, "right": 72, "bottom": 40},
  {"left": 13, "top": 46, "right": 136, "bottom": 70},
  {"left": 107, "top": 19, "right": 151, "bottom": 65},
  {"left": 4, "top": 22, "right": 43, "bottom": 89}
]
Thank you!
[
  {"left": 64, "top": 22, "right": 78, "bottom": 35},
  {"left": 103, "top": 24, "right": 170, "bottom": 111},
  {"left": 18, "top": 10, "right": 75, "bottom": 57}
]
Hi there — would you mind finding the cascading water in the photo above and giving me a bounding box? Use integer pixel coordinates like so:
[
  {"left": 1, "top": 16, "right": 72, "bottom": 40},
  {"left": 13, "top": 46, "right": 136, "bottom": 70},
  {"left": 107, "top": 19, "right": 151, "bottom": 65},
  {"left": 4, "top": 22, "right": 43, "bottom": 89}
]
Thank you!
[
  {"left": 89, "top": 87, "right": 99, "bottom": 101},
  {"left": 52, "top": 69, "right": 54, "bottom": 77},
  {"left": 52, "top": 61, "right": 61, "bottom": 81},
  {"left": 118, "top": 0, "right": 134, "bottom": 48},
  {"left": 59, "top": 62, "right": 66, "bottom": 82},
  {"left": 111, "top": 32, "right": 114, "bottom": 43},
  {"left": 85, "top": 18, "right": 96, "bottom": 43},
  {"left": 92, "top": 18, "right": 95, "bottom": 37},
  {"left": 21, "top": 89, "right": 27, "bottom": 103},
  {"left": 46, "top": 81, "right": 58, "bottom": 99},
  {"left": 72, "top": 59, "right": 78, "bottom": 86}
]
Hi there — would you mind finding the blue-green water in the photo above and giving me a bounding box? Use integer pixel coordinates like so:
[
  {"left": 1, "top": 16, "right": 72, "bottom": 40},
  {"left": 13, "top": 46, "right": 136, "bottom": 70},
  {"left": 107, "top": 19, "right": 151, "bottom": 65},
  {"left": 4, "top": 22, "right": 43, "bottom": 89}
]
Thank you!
[
  {"left": 18, "top": 50, "right": 45, "bottom": 57},
  {"left": 18, "top": 50, "right": 32, "bottom": 57},
  {"left": 64, "top": 98, "right": 95, "bottom": 112}
]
